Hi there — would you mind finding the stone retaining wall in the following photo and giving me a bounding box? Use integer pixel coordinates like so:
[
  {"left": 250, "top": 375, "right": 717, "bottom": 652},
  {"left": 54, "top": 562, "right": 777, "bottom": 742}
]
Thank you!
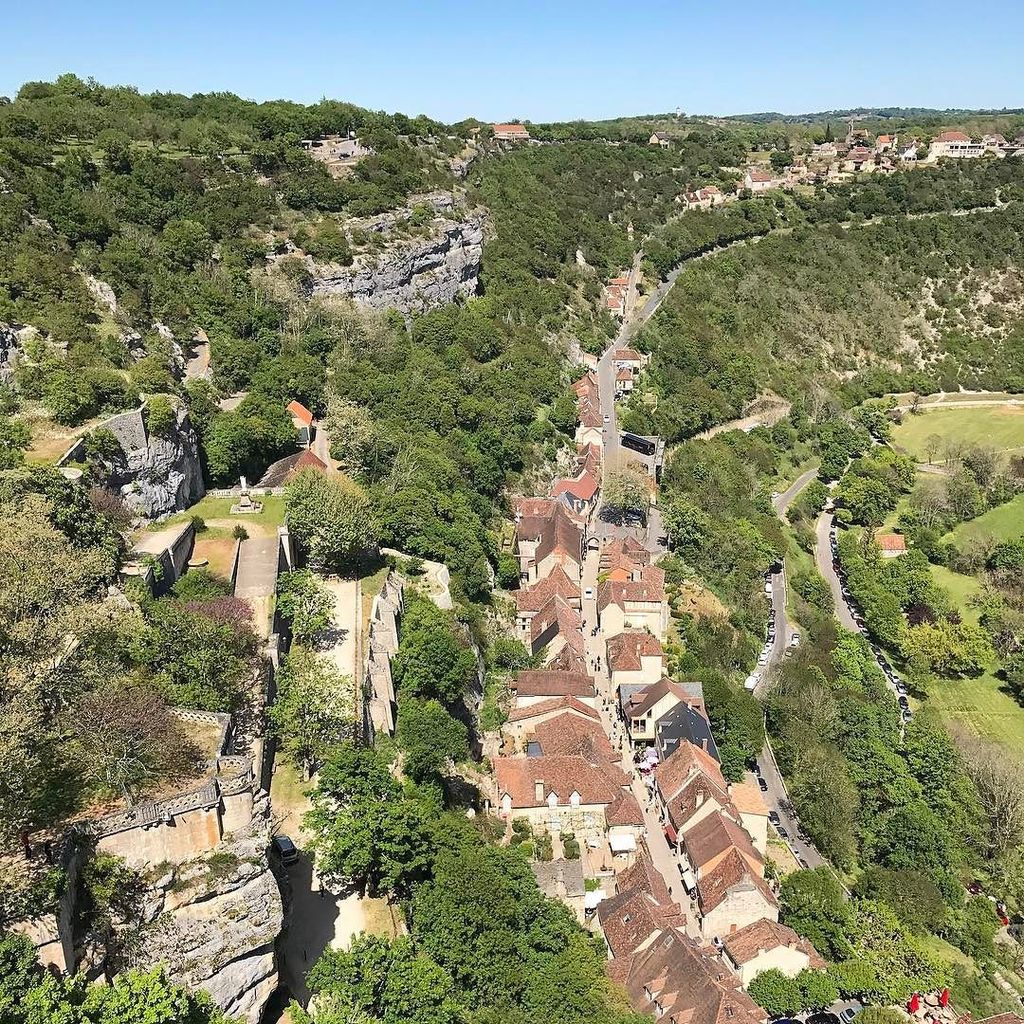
[{"left": 362, "top": 570, "right": 405, "bottom": 739}]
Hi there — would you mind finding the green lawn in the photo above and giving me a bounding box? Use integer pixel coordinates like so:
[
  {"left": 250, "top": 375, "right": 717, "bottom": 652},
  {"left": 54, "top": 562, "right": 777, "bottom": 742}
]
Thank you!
[
  {"left": 925, "top": 564, "right": 1024, "bottom": 746},
  {"left": 893, "top": 405, "right": 1024, "bottom": 461},
  {"left": 152, "top": 493, "right": 287, "bottom": 531},
  {"left": 947, "top": 492, "right": 1024, "bottom": 545}
]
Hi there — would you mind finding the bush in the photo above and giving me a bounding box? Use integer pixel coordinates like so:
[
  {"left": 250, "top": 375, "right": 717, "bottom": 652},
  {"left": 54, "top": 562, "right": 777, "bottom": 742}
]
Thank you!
[
  {"left": 146, "top": 395, "right": 176, "bottom": 436},
  {"left": 748, "top": 969, "right": 802, "bottom": 1018}
]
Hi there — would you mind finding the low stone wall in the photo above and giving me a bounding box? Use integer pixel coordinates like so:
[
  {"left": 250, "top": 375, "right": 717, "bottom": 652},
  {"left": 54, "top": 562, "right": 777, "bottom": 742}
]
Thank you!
[
  {"left": 91, "top": 711, "right": 257, "bottom": 868},
  {"left": 362, "top": 570, "right": 405, "bottom": 740}
]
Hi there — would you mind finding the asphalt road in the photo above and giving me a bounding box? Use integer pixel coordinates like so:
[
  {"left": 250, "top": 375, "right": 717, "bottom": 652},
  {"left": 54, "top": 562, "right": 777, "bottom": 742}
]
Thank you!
[
  {"left": 814, "top": 512, "right": 859, "bottom": 631},
  {"left": 774, "top": 467, "right": 819, "bottom": 520}
]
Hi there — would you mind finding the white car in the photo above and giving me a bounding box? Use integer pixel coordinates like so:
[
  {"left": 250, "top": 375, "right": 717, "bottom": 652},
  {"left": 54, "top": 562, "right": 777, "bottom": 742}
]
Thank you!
[
  {"left": 789, "top": 632, "right": 801, "bottom": 648},
  {"left": 757, "top": 652, "right": 769, "bottom": 665},
  {"left": 583, "top": 587, "right": 595, "bottom": 600},
  {"left": 744, "top": 674, "right": 760, "bottom": 691},
  {"left": 603, "top": 414, "right": 610, "bottom": 423},
  {"left": 764, "top": 582, "right": 773, "bottom": 595}
]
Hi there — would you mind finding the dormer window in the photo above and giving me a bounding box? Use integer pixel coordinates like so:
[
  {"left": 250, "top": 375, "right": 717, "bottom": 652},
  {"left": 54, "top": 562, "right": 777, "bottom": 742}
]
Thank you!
[
  {"left": 570, "top": 790, "right": 581, "bottom": 808},
  {"left": 547, "top": 792, "right": 558, "bottom": 808}
]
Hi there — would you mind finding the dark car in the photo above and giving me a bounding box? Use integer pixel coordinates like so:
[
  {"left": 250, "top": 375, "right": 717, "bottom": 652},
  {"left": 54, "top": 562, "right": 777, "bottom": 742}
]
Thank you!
[
  {"left": 757, "top": 777, "right": 769, "bottom": 793},
  {"left": 272, "top": 835, "right": 300, "bottom": 866},
  {"left": 768, "top": 811, "right": 781, "bottom": 825},
  {"left": 807, "top": 1012, "right": 842, "bottom": 1024},
  {"left": 776, "top": 827, "right": 790, "bottom": 840},
  {"left": 967, "top": 880, "right": 984, "bottom": 895},
  {"left": 898, "top": 695, "right": 910, "bottom": 708}
]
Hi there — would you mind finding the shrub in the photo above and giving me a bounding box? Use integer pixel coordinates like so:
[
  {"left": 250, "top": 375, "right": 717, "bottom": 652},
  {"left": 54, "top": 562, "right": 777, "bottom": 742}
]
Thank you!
[{"left": 146, "top": 395, "right": 176, "bottom": 436}]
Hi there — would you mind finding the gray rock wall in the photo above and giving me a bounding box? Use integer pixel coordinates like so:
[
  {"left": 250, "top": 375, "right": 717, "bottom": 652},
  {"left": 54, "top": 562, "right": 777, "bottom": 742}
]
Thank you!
[
  {"left": 310, "top": 216, "right": 484, "bottom": 314},
  {"left": 103, "top": 403, "right": 205, "bottom": 518}
]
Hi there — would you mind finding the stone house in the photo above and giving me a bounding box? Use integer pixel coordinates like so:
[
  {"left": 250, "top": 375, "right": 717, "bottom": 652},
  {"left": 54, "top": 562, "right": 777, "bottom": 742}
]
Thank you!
[
  {"left": 607, "top": 630, "right": 665, "bottom": 690},
  {"left": 551, "top": 468, "right": 600, "bottom": 520},
  {"left": 598, "top": 564, "right": 668, "bottom": 639},
  {"left": 527, "top": 594, "right": 586, "bottom": 662},
  {"left": 514, "top": 501, "right": 584, "bottom": 583},
  {"left": 493, "top": 754, "right": 630, "bottom": 831},
  {"left": 623, "top": 675, "right": 702, "bottom": 744},
  {"left": 877, "top": 533, "right": 907, "bottom": 558},
  {"left": 514, "top": 566, "right": 581, "bottom": 638},
  {"left": 929, "top": 131, "right": 984, "bottom": 159},
  {"left": 696, "top": 846, "right": 779, "bottom": 940},
  {"left": 286, "top": 400, "right": 315, "bottom": 448},
  {"left": 493, "top": 123, "right": 530, "bottom": 142},
  {"left": 743, "top": 167, "right": 775, "bottom": 192},
  {"left": 649, "top": 131, "right": 671, "bottom": 148},
  {"left": 721, "top": 918, "right": 825, "bottom": 988},
  {"left": 502, "top": 694, "right": 602, "bottom": 748},
  {"left": 509, "top": 669, "right": 598, "bottom": 710}
]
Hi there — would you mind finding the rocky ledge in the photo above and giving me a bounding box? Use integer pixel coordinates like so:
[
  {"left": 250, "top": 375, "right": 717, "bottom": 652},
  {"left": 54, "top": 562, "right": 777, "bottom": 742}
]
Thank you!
[
  {"left": 136, "top": 828, "right": 283, "bottom": 1024},
  {"left": 308, "top": 196, "right": 485, "bottom": 315}
]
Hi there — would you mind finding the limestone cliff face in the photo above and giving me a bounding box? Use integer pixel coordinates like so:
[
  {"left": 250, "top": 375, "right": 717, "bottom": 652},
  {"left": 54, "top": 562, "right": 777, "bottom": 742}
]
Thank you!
[
  {"left": 309, "top": 202, "right": 485, "bottom": 314},
  {"left": 135, "top": 828, "right": 283, "bottom": 1024},
  {"left": 101, "top": 403, "right": 205, "bottom": 518}
]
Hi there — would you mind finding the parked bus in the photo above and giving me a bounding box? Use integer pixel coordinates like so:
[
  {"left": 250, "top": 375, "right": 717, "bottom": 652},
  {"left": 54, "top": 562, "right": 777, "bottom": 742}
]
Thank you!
[{"left": 620, "top": 432, "right": 656, "bottom": 456}]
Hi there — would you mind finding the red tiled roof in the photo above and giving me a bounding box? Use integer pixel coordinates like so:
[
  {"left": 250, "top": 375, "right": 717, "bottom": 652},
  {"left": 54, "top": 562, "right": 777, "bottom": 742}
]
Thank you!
[
  {"left": 512, "top": 669, "right": 595, "bottom": 698},
  {"left": 286, "top": 400, "right": 314, "bottom": 426},
  {"left": 683, "top": 812, "right": 762, "bottom": 873},
  {"left": 598, "top": 885, "right": 686, "bottom": 959},
  {"left": 624, "top": 676, "right": 692, "bottom": 718},
  {"left": 696, "top": 846, "right": 777, "bottom": 915},
  {"left": 615, "top": 347, "right": 643, "bottom": 361},
  {"left": 877, "top": 533, "right": 907, "bottom": 551},
  {"left": 667, "top": 774, "right": 733, "bottom": 834},
  {"left": 515, "top": 496, "right": 555, "bottom": 519},
  {"left": 746, "top": 167, "right": 772, "bottom": 182},
  {"left": 607, "top": 631, "right": 664, "bottom": 673},
  {"left": 936, "top": 130, "right": 971, "bottom": 143},
  {"left": 616, "top": 368, "right": 633, "bottom": 382},
  {"left": 723, "top": 919, "right": 825, "bottom": 969},
  {"left": 655, "top": 740, "right": 728, "bottom": 804},
  {"left": 533, "top": 713, "right": 615, "bottom": 760},
  {"left": 505, "top": 694, "right": 600, "bottom": 723},
  {"left": 495, "top": 754, "right": 628, "bottom": 808},
  {"left": 552, "top": 470, "right": 599, "bottom": 502},
  {"left": 494, "top": 123, "right": 529, "bottom": 134},
  {"left": 529, "top": 593, "right": 583, "bottom": 649},
  {"left": 598, "top": 577, "right": 664, "bottom": 612},
  {"left": 546, "top": 643, "right": 588, "bottom": 674},
  {"left": 514, "top": 566, "right": 580, "bottom": 613},
  {"left": 621, "top": 929, "right": 765, "bottom": 1024},
  {"left": 606, "top": 788, "right": 645, "bottom": 826}
]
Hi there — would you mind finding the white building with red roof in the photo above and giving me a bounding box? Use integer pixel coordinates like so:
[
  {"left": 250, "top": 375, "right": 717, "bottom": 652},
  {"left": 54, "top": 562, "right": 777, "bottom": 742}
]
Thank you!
[
  {"left": 929, "top": 130, "right": 984, "bottom": 159},
  {"left": 722, "top": 918, "right": 825, "bottom": 988},
  {"left": 492, "top": 123, "right": 530, "bottom": 142},
  {"left": 743, "top": 167, "right": 776, "bottom": 192}
]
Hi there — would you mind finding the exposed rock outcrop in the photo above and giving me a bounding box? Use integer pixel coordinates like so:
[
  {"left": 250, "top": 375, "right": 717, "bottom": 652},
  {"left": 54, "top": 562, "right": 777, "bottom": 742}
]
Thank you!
[
  {"left": 134, "top": 828, "right": 283, "bottom": 1024},
  {"left": 0, "top": 322, "right": 41, "bottom": 382},
  {"left": 307, "top": 194, "right": 485, "bottom": 314},
  {"left": 84, "top": 402, "right": 205, "bottom": 517}
]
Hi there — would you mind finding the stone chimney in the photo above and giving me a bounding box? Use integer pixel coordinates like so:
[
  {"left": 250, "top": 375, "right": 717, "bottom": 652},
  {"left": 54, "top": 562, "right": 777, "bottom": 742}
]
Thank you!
[{"left": 535, "top": 780, "right": 545, "bottom": 803}]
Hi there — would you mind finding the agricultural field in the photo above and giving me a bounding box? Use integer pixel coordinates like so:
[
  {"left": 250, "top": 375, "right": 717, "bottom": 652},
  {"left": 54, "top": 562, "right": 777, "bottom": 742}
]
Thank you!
[
  {"left": 947, "top": 491, "right": 1024, "bottom": 545},
  {"left": 892, "top": 404, "right": 1024, "bottom": 461}
]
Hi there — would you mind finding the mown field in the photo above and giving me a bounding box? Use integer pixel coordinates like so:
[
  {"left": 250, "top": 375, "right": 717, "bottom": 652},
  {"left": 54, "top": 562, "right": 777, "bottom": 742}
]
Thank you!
[
  {"left": 893, "top": 404, "right": 1024, "bottom": 461},
  {"left": 926, "top": 564, "right": 1024, "bottom": 747},
  {"left": 947, "top": 491, "right": 1024, "bottom": 544}
]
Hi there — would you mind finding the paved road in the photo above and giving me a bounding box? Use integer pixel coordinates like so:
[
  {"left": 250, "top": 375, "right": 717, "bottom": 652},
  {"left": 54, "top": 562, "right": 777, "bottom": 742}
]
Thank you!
[
  {"left": 774, "top": 467, "right": 819, "bottom": 520},
  {"left": 814, "top": 513, "right": 858, "bottom": 631}
]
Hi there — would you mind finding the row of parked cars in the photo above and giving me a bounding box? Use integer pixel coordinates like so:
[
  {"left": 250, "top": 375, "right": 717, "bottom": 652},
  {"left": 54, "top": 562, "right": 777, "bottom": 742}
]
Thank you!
[
  {"left": 745, "top": 572, "right": 800, "bottom": 690},
  {"left": 829, "top": 527, "right": 912, "bottom": 723}
]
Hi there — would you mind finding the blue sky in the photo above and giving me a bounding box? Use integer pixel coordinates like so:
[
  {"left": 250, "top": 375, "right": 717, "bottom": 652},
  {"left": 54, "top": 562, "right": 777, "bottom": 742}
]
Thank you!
[{"left": 3, "top": 0, "right": 1022, "bottom": 121}]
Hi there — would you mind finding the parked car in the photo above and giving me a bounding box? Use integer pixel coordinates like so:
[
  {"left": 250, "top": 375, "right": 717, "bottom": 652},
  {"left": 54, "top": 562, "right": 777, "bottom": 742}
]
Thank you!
[
  {"left": 902, "top": 708, "right": 912, "bottom": 722},
  {"left": 768, "top": 811, "right": 780, "bottom": 825},
  {"left": 776, "top": 827, "right": 790, "bottom": 840},
  {"left": 744, "top": 674, "right": 760, "bottom": 691},
  {"left": 789, "top": 632, "right": 801, "bottom": 648},
  {"left": 898, "top": 695, "right": 909, "bottom": 708},
  {"left": 583, "top": 587, "right": 595, "bottom": 600},
  {"left": 272, "top": 835, "right": 299, "bottom": 866},
  {"left": 840, "top": 1005, "right": 862, "bottom": 1024},
  {"left": 797, "top": 856, "right": 811, "bottom": 870},
  {"left": 753, "top": 763, "right": 762, "bottom": 776},
  {"left": 757, "top": 777, "right": 769, "bottom": 793},
  {"left": 896, "top": 683, "right": 908, "bottom": 696},
  {"left": 764, "top": 582, "right": 773, "bottom": 595}
]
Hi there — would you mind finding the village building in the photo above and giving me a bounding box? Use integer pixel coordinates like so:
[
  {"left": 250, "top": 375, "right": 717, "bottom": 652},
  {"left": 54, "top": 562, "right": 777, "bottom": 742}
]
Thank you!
[
  {"left": 615, "top": 367, "right": 634, "bottom": 397},
  {"left": 649, "top": 131, "right": 671, "bottom": 148},
  {"left": 531, "top": 859, "right": 586, "bottom": 920},
  {"left": 286, "top": 399, "right": 315, "bottom": 447},
  {"left": 527, "top": 593, "right": 587, "bottom": 663},
  {"left": 812, "top": 141, "right": 838, "bottom": 159},
  {"left": 929, "top": 130, "right": 985, "bottom": 159},
  {"left": 695, "top": 845, "right": 779, "bottom": 940},
  {"left": 607, "top": 630, "right": 665, "bottom": 690},
  {"left": 552, "top": 468, "right": 600, "bottom": 519},
  {"left": 743, "top": 167, "right": 775, "bottom": 192},
  {"left": 622, "top": 675, "right": 700, "bottom": 742},
  {"left": 493, "top": 753, "right": 630, "bottom": 830},
  {"left": 502, "top": 695, "right": 601, "bottom": 748},
  {"left": 843, "top": 145, "right": 875, "bottom": 172},
  {"left": 877, "top": 533, "right": 907, "bottom": 558},
  {"left": 600, "top": 535, "right": 651, "bottom": 579},
  {"left": 257, "top": 449, "right": 328, "bottom": 487},
  {"left": 612, "top": 347, "right": 648, "bottom": 372},
  {"left": 597, "top": 564, "right": 668, "bottom": 640},
  {"left": 654, "top": 740, "right": 732, "bottom": 848},
  {"left": 681, "top": 185, "right": 727, "bottom": 210},
  {"left": 721, "top": 918, "right": 825, "bottom": 988},
  {"left": 514, "top": 501, "right": 584, "bottom": 583},
  {"left": 615, "top": 928, "right": 767, "bottom": 1024},
  {"left": 874, "top": 133, "right": 896, "bottom": 153},
  {"left": 514, "top": 566, "right": 581, "bottom": 638},
  {"left": 528, "top": 711, "right": 617, "bottom": 761},
  {"left": 509, "top": 669, "right": 597, "bottom": 709},
  {"left": 493, "top": 123, "right": 530, "bottom": 142}
]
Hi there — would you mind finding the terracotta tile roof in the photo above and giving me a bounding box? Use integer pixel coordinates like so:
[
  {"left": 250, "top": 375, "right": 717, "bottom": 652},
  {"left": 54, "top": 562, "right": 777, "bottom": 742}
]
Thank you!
[
  {"left": 551, "top": 470, "right": 599, "bottom": 502},
  {"left": 746, "top": 167, "right": 773, "bottom": 182},
  {"left": 618, "top": 841, "right": 672, "bottom": 902},
  {"left": 667, "top": 774, "right": 733, "bottom": 833},
  {"left": 578, "top": 398, "right": 604, "bottom": 429},
  {"left": 493, "top": 123, "right": 529, "bottom": 135},
  {"left": 600, "top": 536, "right": 650, "bottom": 574},
  {"left": 577, "top": 443, "right": 602, "bottom": 476},
  {"left": 529, "top": 594, "right": 584, "bottom": 653},
  {"left": 533, "top": 713, "right": 615, "bottom": 760},
  {"left": 622, "top": 929, "right": 765, "bottom": 1024},
  {"left": 607, "top": 631, "right": 665, "bottom": 673},
  {"left": 624, "top": 676, "right": 692, "bottom": 717},
  {"left": 848, "top": 146, "right": 873, "bottom": 161},
  {"left": 257, "top": 449, "right": 328, "bottom": 487},
  {"left": 286, "top": 400, "right": 314, "bottom": 427},
  {"left": 518, "top": 503, "right": 583, "bottom": 572},
  {"left": 696, "top": 847, "right": 777, "bottom": 915},
  {"left": 512, "top": 669, "right": 595, "bottom": 698},
  {"left": 722, "top": 918, "right": 825, "bottom": 969},
  {"left": 598, "top": 887, "right": 686, "bottom": 959},
  {"left": 616, "top": 368, "right": 633, "bottom": 382},
  {"left": 683, "top": 812, "right": 762, "bottom": 874},
  {"left": 495, "top": 754, "right": 628, "bottom": 808},
  {"left": 614, "top": 347, "right": 643, "bottom": 361},
  {"left": 515, "top": 496, "right": 555, "bottom": 519},
  {"left": 655, "top": 740, "right": 728, "bottom": 803},
  {"left": 936, "top": 130, "right": 971, "bottom": 142},
  {"left": 514, "top": 566, "right": 580, "bottom": 613},
  {"left": 598, "top": 577, "right": 664, "bottom": 612},
  {"left": 546, "top": 644, "right": 588, "bottom": 674},
  {"left": 506, "top": 694, "right": 599, "bottom": 724},
  {"left": 876, "top": 134, "right": 894, "bottom": 143},
  {"left": 572, "top": 371, "right": 599, "bottom": 397},
  {"left": 729, "top": 782, "right": 768, "bottom": 817},
  {"left": 877, "top": 533, "right": 907, "bottom": 551},
  {"left": 606, "top": 788, "right": 645, "bottom": 826}
]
